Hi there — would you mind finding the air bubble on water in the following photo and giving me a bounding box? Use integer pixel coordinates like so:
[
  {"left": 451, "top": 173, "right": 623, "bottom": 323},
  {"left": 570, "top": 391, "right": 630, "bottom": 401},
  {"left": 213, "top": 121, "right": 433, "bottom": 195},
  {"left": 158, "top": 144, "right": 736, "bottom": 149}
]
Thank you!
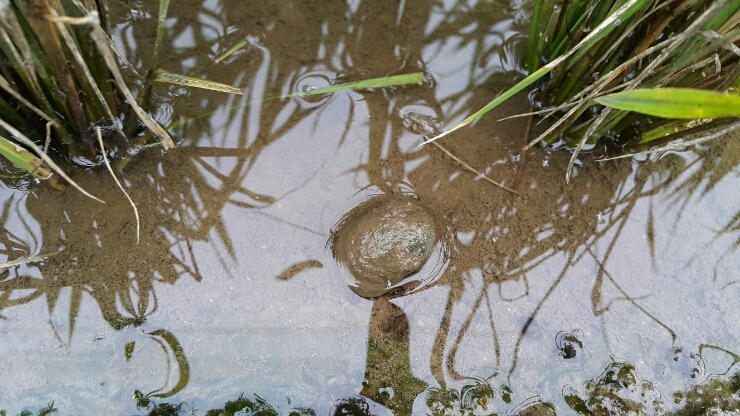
[
  {"left": 614, "top": 18, "right": 622, "bottom": 26},
  {"left": 379, "top": 387, "right": 395, "bottom": 399}
]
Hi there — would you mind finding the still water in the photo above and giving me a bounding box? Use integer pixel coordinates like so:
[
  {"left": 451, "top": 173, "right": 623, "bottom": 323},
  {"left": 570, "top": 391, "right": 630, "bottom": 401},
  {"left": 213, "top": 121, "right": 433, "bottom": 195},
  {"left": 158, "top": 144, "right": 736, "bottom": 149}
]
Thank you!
[{"left": 1, "top": 0, "right": 740, "bottom": 415}]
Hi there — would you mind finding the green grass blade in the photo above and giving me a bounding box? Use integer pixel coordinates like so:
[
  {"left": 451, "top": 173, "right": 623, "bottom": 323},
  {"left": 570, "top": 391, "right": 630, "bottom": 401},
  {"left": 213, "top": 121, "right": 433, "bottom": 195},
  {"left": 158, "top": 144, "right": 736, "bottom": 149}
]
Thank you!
[
  {"left": 461, "top": 68, "right": 551, "bottom": 124},
  {"left": 151, "top": 0, "right": 171, "bottom": 70},
  {"left": 168, "top": 72, "right": 424, "bottom": 130},
  {"left": 548, "top": 3, "right": 592, "bottom": 61},
  {"left": 524, "top": 0, "right": 546, "bottom": 72},
  {"left": 638, "top": 119, "right": 716, "bottom": 144},
  {"left": 215, "top": 36, "right": 252, "bottom": 64},
  {"left": 0, "top": 116, "right": 103, "bottom": 201},
  {"left": 303, "top": 72, "right": 423, "bottom": 95},
  {"left": 603, "top": 119, "right": 740, "bottom": 161},
  {"left": 566, "top": 0, "right": 651, "bottom": 69},
  {"left": 0, "top": 135, "right": 51, "bottom": 179},
  {"left": 594, "top": 88, "right": 740, "bottom": 119},
  {"left": 424, "top": 65, "right": 553, "bottom": 143}
]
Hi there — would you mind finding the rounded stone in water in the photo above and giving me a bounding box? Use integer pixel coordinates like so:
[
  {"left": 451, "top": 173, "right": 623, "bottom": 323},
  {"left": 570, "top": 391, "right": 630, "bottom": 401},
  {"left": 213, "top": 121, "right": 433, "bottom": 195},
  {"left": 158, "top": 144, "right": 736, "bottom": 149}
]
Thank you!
[{"left": 334, "top": 196, "right": 438, "bottom": 293}]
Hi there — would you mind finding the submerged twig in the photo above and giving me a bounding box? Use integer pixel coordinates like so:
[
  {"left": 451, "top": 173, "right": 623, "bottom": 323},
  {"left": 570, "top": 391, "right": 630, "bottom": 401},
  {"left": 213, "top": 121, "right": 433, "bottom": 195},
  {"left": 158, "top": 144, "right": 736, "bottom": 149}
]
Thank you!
[
  {"left": 95, "top": 127, "right": 140, "bottom": 243},
  {"left": 427, "top": 138, "right": 519, "bottom": 195},
  {"left": 514, "top": 104, "right": 534, "bottom": 189},
  {"left": 0, "top": 252, "right": 54, "bottom": 270}
]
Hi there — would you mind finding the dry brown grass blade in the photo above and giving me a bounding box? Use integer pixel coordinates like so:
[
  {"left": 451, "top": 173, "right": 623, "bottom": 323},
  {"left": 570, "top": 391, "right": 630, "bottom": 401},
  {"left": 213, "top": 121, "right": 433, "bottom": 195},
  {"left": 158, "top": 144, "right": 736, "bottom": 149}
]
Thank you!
[
  {"left": 566, "top": 107, "right": 612, "bottom": 183},
  {"left": 27, "top": 1, "right": 92, "bottom": 149},
  {"left": 0, "top": 3, "right": 45, "bottom": 98},
  {"left": 498, "top": 105, "right": 574, "bottom": 122},
  {"left": 514, "top": 104, "right": 534, "bottom": 189},
  {"left": 153, "top": 69, "right": 243, "bottom": 95},
  {"left": 427, "top": 139, "right": 519, "bottom": 195},
  {"left": 0, "top": 252, "right": 54, "bottom": 270},
  {"left": 95, "top": 127, "right": 140, "bottom": 243},
  {"left": 0, "top": 73, "right": 53, "bottom": 122},
  {"left": 524, "top": 100, "right": 587, "bottom": 150}
]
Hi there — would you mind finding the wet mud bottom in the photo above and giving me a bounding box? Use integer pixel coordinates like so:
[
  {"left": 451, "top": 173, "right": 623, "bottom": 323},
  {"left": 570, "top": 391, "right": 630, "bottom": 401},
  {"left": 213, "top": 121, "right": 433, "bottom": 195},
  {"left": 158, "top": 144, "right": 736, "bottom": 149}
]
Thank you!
[{"left": 1, "top": 0, "right": 740, "bottom": 415}]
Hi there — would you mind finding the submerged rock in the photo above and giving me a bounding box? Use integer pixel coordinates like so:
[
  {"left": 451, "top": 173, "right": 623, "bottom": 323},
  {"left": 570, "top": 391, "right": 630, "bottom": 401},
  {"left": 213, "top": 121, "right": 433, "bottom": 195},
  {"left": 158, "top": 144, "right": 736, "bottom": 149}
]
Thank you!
[{"left": 331, "top": 195, "right": 439, "bottom": 297}]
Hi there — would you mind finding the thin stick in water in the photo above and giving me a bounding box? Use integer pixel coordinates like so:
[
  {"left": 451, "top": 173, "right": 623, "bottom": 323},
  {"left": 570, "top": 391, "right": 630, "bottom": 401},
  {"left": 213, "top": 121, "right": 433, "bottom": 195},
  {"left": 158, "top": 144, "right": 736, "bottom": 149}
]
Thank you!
[
  {"left": 0, "top": 253, "right": 53, "bottom": 270},
  {"left": 425, "top": 137, "right": 519, "bottom": 195},
  {"left": 95, "top": 127, "right": 140, "bottom": 243},
  {"left": 514, "top": 104, "right": 534, "bottom": 190}
]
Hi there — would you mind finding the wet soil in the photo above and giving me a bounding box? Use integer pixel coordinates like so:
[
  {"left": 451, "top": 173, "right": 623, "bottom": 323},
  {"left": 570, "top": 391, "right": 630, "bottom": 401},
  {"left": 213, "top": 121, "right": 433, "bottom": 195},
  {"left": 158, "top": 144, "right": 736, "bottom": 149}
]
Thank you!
[{"left": 1, "top": 0, "right": 740, "bottom": 415}]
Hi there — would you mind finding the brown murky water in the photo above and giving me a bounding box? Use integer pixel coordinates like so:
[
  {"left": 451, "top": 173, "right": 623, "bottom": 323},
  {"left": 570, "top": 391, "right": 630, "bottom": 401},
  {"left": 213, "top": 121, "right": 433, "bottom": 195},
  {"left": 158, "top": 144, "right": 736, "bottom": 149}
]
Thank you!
[{"left": 2, "top": 1, "right": 740, "bottom": 415}]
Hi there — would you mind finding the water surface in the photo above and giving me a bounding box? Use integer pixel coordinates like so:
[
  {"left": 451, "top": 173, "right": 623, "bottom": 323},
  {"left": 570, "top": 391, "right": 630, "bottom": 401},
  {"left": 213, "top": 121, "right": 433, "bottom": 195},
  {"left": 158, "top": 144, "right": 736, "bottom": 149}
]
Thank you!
[{"left": 1, "top": 1, "right": 740, "bottom": 415}]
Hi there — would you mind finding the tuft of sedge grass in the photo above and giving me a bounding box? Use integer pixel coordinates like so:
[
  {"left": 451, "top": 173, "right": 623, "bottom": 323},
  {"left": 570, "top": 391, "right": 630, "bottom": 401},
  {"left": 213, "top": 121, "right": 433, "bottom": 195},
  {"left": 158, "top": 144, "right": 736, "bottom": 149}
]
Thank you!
[
  {"left": 423, "top": 0, "right": 651, "bottom": 145},
  {"left": 0, "top": 0, "right": 245, "bottom": 196},
  {"left": 0, "top": 0, "right": 170, "bottom": 194},
  {"left": 430, "top": 0, "right": 740, "bottom": 180}
]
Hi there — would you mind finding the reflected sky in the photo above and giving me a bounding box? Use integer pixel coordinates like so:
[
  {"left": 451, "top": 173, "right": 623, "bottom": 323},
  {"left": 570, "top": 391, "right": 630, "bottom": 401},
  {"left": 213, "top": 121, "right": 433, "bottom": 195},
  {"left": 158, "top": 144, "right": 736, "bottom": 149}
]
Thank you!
[{"left": 1, "top": 0, "right": 740, "bottom": 415}]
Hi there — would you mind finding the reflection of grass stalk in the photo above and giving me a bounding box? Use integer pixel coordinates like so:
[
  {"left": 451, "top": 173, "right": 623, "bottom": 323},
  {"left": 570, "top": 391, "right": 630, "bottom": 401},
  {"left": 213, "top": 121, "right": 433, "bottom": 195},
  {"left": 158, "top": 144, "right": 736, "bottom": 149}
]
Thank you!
[{"left": 430, "top": 0, "right": 740, "bottom": 179}]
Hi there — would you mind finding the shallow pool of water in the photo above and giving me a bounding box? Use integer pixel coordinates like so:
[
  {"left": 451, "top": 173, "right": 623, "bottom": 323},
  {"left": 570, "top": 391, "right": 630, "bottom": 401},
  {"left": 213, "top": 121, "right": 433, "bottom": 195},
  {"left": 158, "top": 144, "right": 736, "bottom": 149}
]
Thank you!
[{"left": 1, "top": 1, "right": 740, "bottom": 415}]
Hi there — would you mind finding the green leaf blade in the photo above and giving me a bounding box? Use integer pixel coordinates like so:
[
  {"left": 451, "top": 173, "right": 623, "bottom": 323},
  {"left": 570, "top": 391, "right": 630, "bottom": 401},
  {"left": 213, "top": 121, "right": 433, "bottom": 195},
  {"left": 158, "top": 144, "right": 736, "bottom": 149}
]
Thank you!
[
  {"left": 462, "top": 66, "right": 552, "bottom": 126},
  {"left": 303, "top": 72, "right": 423, "bottom": 96},
  {"left": 594, "top": 88, "right": 740, "bottom": 119},
  {"left": 0, "top": 135, "right": 51, "bottom": 179}
]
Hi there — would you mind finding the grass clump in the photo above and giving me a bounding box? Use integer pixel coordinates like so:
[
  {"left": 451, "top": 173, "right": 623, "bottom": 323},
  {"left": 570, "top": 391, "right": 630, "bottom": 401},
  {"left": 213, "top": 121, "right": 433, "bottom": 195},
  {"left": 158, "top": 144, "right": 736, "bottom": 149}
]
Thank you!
[
  {"left": 0, "top": 0, "right": 424, "bottom": 200},
  {"left": 0, "top": 0, "right": 178, "bottom": 195},
  {"left": 429, "top": 0, "right": 740, "bottom": 180}
]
